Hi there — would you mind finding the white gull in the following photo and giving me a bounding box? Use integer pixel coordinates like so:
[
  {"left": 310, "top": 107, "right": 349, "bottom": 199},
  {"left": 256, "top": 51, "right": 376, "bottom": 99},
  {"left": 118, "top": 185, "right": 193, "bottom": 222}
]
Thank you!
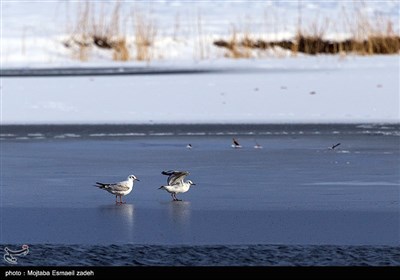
[
  {"left": 159, "top": 170, "right": 196, "bottom": 201},
  {"left": 94, "top": 174, "right": 140, "bottom": 204}
]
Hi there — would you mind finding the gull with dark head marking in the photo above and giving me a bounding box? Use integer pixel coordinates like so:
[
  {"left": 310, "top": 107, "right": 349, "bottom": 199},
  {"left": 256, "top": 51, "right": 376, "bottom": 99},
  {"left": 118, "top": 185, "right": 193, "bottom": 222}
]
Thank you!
[
  {"left": 159, "top": 170, "right": 196, "bottom": 201},
  {"left": 94, "top": 174, "right": 140, "bottom": 204}
]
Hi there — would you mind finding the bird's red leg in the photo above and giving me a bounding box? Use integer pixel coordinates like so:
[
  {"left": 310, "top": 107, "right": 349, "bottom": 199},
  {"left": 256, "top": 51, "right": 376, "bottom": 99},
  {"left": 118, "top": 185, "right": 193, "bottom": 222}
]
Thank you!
[{"left": 115, "top": 195, "right": 118, "bottom": 204}]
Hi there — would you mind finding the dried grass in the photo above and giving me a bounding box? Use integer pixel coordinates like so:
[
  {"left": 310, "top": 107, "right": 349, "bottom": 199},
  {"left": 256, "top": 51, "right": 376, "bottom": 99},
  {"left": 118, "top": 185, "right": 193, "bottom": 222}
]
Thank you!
[
  {"left": 65, "top": 1, "right": 130, "bottom": 61},
  {"left": 132, "top": 8, "right": 157, "bottom": 61}
]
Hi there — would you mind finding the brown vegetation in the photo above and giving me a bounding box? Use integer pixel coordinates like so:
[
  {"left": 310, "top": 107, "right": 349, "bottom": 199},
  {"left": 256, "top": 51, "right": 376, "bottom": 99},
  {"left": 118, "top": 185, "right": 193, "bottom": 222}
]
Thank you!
[
  {"left": 64, "top": 1, "right": 131, "bottom": 61},
  {"left": 133, "top": 9, "right": 157, "bottom": 61},
  {"left": 213, "top": 3, "right": 399, "bottom": 58},
  {"left": 213, "top": 34, "right": 400, "bottom": 56},
  {"left": 62, "top": 1, "right": 399, "bottom": 61}
]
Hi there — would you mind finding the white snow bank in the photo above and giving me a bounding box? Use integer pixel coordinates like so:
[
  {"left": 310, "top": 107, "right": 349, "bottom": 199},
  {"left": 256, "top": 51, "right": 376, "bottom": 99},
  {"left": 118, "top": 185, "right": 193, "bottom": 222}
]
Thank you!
[
  {"left": 1, "top": 2, "right": 398, "bottom": 124},
  {"left": 1, "top": 56, "right": 398, "bottom": 124},
  {"left": 1, "top": 1, "right": 399, "bottom": 66}
]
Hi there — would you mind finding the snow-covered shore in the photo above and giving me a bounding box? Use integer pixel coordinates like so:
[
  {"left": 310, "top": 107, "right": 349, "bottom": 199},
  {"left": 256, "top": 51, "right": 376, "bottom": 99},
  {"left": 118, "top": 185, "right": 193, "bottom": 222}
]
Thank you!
[
  {"left": 1, "top": 1, "right": 399, "bottom": 125},
  {"left": 2, "top": 56, "right": 399, "bottom": 124},
  {"left": 1, "top": 0, "right": 399, "bottom": 66}
]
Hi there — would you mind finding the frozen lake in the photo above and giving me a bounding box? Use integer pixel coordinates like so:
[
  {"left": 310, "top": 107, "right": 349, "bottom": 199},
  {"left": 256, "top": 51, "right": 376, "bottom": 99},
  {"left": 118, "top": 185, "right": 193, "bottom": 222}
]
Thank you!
[
  {"left": 1, "top": 124, "right": 399, "bottom": 246},
  {"left": 1, "top": 0, "right": 399, "bottom": 268}
]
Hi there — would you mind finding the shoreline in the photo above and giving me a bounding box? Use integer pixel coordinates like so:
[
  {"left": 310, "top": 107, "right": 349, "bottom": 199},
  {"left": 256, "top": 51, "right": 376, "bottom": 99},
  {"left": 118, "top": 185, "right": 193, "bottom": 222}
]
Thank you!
[
  {"left": 1, "top": 123, "right": 399, "bottom": 139},
  {"left": 0, "top": 67, "right": 224, "bottom": 77}
]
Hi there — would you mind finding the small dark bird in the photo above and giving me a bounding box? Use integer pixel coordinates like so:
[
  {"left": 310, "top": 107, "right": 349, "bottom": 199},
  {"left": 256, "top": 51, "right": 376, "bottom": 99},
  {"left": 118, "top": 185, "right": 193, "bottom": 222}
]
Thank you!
[
  {"left": 232, "top": 138, "right": 242, "bottom": 148},
  {"left": 330, "top": 143, "right": 341, "bottom": 150}
]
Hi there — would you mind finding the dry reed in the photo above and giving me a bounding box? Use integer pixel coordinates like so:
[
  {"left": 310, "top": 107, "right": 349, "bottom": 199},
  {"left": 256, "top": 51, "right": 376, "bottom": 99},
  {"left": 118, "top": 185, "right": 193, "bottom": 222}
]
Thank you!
[
  {"left": 65, "top": 1, "right": 130, "bottom": 61},
  {"left": 132, "top": 8, "right": 157, "bottom": 61}
]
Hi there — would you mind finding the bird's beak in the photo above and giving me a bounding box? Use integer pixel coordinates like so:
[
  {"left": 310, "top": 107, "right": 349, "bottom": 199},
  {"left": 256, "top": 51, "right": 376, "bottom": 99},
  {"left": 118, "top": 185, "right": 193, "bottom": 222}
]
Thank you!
[
  {"left": 192, "top": 183, "right": 196, "bottom": 186},
  {"left": 136, "top": 179, "right": 140, "bottom": 181}
]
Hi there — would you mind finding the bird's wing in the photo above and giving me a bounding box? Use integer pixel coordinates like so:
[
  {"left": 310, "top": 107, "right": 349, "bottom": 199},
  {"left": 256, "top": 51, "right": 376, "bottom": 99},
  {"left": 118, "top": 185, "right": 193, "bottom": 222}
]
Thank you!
[
  {"left": 112, "top": 181, "right": 129, "bottom": 191},
  {"left": 108, "top": 181, "right": 131, "bottom": 192},
  {"left": 169, "top": 172, "right": 189, "bottom": 186},
  {"left": 162, "top": 170, "right": 189, "bottom": 185},
  {"left": 233, "top": 138, "right": 240, "bottom": 146},
  {"left": 96, "top": 180, "right": 130, "bottom": 191}
]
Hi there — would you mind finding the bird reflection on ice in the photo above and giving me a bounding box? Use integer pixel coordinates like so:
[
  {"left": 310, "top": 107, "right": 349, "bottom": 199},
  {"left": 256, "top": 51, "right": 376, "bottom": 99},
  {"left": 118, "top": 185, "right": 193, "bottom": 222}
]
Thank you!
[
  {"left": 167, "top": 201, "right": 191, "bottom": 228},
  {"left": 98, "top": 204, "right": 135, "bottom": 242},
  {"left": 99, "top": 203, "right": 135, "bottom": 218}
]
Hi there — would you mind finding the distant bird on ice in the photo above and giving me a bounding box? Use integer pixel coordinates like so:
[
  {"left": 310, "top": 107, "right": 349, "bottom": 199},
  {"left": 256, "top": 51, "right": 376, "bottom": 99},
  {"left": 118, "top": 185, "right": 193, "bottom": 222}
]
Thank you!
[
  {"left": 186, "top": 144, "right": 192, "bottom": 149},
  {"left": 254, "top": 140, "right": 263, "bottom": 149},
  {"left": 94, "top": 175, "right": 140, "bottom": 204},
  {"left": 159, "top": 170, "right": 196, "bottom": 201},
  {"left": 232, "top": 138, "right": 242, "bottom": 148},
  {"left": 330, "top": 143, "right": 341, "bottom": 150}
]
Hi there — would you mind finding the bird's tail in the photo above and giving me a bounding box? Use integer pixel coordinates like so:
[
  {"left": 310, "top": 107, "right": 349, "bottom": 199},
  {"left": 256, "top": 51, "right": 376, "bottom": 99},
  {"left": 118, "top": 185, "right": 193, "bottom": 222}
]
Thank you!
[
  {"left": 94, "top": 182, "right": 108, "bottom": 189},
  {"left": 159, "top": 186, "right": 165, "bottom": 190}
]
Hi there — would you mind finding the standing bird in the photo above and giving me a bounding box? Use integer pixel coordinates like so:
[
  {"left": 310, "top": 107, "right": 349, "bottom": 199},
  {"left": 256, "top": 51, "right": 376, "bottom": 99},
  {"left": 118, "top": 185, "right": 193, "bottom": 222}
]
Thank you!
[
  {"left": 232, "top": 138, "right": 242, "bottom": 148},
  {"left": 159, "top": 170, "right": 196, "bottom": 201},
  {"left": 94, "top": 175, "right": 140, "bottom": 204}
]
